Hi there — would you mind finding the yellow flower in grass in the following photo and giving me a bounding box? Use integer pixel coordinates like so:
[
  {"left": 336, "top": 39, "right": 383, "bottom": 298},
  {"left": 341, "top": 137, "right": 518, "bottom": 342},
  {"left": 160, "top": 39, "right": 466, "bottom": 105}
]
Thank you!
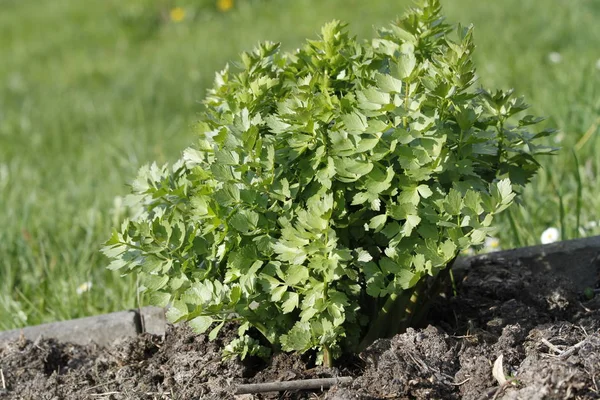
[
  {"left": 170, "top": 7, "right": 186, "bottom": 22},
  {"left": 217, "top": 0, "right": 234, "bottom": 12}
]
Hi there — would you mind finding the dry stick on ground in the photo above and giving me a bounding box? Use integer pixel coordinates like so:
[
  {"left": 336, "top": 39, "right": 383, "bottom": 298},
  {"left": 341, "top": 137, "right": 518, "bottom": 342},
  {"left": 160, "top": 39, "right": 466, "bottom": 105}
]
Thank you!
[
  {"left": 235, "top": 377, "right": 353, "bottom": 394},
  {"left": 1, "top": 368, "right": 6, "bottom": 390},
  {"left": 558, "top": 338, "right": 590, "bottom": 360},
  {"left": 540, "top": 338, "right": 564, "bottom": 354},
  {"left": 448, "top": 377, "right": 472, "bottom": 386}
]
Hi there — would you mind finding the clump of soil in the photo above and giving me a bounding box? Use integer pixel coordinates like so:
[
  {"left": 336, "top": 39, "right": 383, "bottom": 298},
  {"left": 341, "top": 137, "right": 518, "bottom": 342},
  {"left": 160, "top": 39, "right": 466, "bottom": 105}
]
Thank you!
[{"left": 1, "top": 256, "right": 599, "bottom": 399}]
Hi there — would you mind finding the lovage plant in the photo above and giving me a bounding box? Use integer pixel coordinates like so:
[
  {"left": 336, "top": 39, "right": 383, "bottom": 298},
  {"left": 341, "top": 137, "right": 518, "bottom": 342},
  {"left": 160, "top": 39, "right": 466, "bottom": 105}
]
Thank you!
[{"left": 103, "top": 0, "right": 555, "bottom": 365}]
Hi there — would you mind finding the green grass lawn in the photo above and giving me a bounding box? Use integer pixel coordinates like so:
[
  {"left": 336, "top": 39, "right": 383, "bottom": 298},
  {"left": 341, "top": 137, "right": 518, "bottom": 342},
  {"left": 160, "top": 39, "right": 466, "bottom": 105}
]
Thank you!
[{"left": 1, "top": 0, "right": 599, "bottom": 330}]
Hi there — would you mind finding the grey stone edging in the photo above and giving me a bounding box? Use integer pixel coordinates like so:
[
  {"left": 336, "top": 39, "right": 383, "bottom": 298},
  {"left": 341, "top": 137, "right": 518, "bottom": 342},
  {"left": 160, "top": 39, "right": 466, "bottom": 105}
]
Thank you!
[
  {"left": 1, "top": 235, "right": 598, "bottom": 349},
  {"left": 0, "top": 306, "right": 166, "bottom": 348}
]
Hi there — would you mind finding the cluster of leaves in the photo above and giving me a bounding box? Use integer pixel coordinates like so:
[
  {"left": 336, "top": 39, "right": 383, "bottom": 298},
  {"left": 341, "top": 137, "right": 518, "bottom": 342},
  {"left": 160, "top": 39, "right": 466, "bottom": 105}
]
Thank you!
[{"left": 103, "top": 0, "right": 554, "bottom": 363}]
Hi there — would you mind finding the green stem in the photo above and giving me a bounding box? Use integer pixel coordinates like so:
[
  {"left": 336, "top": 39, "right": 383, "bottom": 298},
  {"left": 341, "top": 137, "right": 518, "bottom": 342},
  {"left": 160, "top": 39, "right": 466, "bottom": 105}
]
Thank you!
[
  {"left": 357, "top": 257, "right": 458, "bottom": 353},
  {"left": 385, "top": 280, "right": 424, "bottom": 337},
  {"left": 357, "top": 292, "right": 398, "bottom": 352},
  {"left": 322, "top": 345, "right": 332, "bottom": 368},
  {"left": 252, "top": 321, "right": 270, "bottom": 342}
]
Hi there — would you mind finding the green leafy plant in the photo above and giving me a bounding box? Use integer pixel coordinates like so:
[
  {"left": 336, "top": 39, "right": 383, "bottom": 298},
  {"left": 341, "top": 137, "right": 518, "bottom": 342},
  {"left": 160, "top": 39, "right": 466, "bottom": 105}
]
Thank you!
[{"left": 103, "top": 0, "right": 555, "bottom": 366}]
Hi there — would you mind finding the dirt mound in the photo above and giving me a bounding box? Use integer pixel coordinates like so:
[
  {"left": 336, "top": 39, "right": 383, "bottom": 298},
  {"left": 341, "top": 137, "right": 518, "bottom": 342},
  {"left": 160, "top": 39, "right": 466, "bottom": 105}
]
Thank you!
[{"left": 1, "top": 257, "right": 599, "bottom": 399}]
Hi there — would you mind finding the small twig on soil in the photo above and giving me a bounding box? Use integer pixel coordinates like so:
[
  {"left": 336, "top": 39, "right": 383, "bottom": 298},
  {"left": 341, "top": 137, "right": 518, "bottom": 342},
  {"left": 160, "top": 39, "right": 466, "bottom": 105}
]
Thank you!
[
  {"left": 90, "top": 392, "right": 122, "bottom": 397},
  {"left": 490, "top": 380, "right": 516, "bottom": 400},
  {"left": 452, "top": 334, "right": 478, "bottom": 339},
  {"left": 540, "top": 338, "right": 563, "bottom": 355},
  {"left": 84, "top": 377, "right": 134, "bottom": 392},
  {"left": 1, "top": 368, "right": 6, "bottom": 390},
  {"left": 590, "top": 368, "right": 599, "bottom": 393},
  {"left": 235, "top": 377, "right": 353, "bottom": 394},
  {"left": 579, "top": 302, "right": 593, "bottom": 313},
  {"left": 558, "top": 338, "right": 589, "bottom": 360},
  {"left": 448, "top": 377, "right": 471, "bottom": 386}
]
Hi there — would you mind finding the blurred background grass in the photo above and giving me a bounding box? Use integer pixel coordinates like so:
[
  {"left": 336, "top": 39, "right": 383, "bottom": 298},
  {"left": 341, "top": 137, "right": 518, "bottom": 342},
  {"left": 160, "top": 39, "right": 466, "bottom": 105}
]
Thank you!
[{"left": 1, "top": 0, "right": 599, "bottom": 330}]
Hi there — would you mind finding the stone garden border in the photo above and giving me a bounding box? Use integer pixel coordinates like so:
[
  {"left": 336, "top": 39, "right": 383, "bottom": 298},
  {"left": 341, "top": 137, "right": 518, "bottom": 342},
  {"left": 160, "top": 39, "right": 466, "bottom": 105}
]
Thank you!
[{"left": 0, "top": 306, "right": 166, "bottom": 347}]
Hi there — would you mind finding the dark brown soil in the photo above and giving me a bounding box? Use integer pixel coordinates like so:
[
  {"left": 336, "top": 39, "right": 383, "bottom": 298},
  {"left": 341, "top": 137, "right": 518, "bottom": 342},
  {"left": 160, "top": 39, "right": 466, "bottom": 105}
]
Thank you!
[{"left": 1, "top": 255, "right": 599, "bottom": 400}]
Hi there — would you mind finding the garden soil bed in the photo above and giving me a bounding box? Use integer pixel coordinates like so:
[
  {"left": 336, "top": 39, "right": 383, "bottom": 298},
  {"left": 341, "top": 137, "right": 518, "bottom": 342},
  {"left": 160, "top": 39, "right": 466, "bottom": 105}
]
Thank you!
[{"left": 2, "top": 252, "right": 599, "bottom": 399}]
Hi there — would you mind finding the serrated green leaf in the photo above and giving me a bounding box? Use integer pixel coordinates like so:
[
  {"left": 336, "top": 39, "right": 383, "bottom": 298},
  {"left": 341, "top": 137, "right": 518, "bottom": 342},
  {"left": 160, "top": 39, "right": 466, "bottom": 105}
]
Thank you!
[
  {"left": 417, "top": 222, "right": 438, "bottom": 240},
  {"left": 273, "top": 239, "right": 308, "bottom": 265},
  {"left": 364, "top": 261, "right": 385, "bottom": 297},
  {"left": 215, "top": 150, "right": 239, "bottom": 165},
  {"left": 365, "top": 166, "right": 394, "bottom": 194},
  {"left": 285, "top": 264, "right": 309, "bottom": 286},
  {"left": 215, "top": 183, "right": 240, "bottom": 206},
  {"left": 444, "top": 189, "right": 463, "bottom": 215},
  {"left": 481, "top": 213, "right": 494, "bottom": 227},
  {"left": 166, "top": 300, "right": 188, "bottom": 323},
  {"left": 189, "top": 315, "right": 214, "bottom": 334},
  {"left": 402, "top": 214, "right": 421, "bottom": 236},
  {"left": 280, "top": 321, "right": 312, "bottom": 352},
  {"left": 271, "top": 285, "right": 288, "bottom": 302},
  {"left": 356, "top": 248, "right": 373, "bottom": 263},
  {"left": 281, "top": 292, "right": 299, "bottom": 313},
  {"left": 356, "top": 138, "right": 380, "bottom": 153},
  {"left": 395, "top": 51, "right": 416, "bottom": 79},
  {"left": 334, "top": 157, "right": 373, "bottom": 180},
  {"left": 416, "top": 185, "right": 433, "bottom": 199},
  {"left": 102, "top": 243, "right": 128, "bottom": 259},
  {"left": 495, "top": 178, "right": 515, "bottom": 206},
  {"left": 230, "top": 210, "right": 260, "bottom": 233},
  {"left": 229, "top": 285, "right": 242, "bottom": 304},
  {"left": 266, "top": 115, "right": 291, "bottom": 133},
  {"left": 360, "top": 87, "right": 391, "bottom": 106},
  {"left": 209, "top": 321, "right": 225, "bottom": 341},
  {"left": 379, "top": 257, "right": 401, "bottom": 274},
  {"left": 369, "top": 214, "right": 387, "bottom": 232},
  {"left": 142, "top": 274, "right": 170, "bottom": 291},
  {"left": 388, "top": 202, "right": 416, "bottom": 220},
  {"left": 470, "top": 229, "right": 487, "bottom": 244},
  {"left": 464, "top": 190, "right": 484, "bottom": 214},
  {"left": 342, "top": 112, "right": 368, "bottom": 133},
  {"left": 412, "top": 253, "right": 426, "bottom": 273},
  {"left": 316, "top": 157, "right": 336, "bottom": 189},
  {"left": 398, "top": 186, "right": 420, "bottom": 205},
  {"left": 376, "top": 73, "right": 403, "bottom": 93},
  {"left": 440, "top": 240, "right": 457, "bottom": 260},
  {"left": 106, "top": 258, "right": 127, "bottom": 271},
  {"left": 396, "top": 269, "right": 419, "bottom": 289},
  {"left": 149, "top": 291, "right": 171, "bottom": 307}
]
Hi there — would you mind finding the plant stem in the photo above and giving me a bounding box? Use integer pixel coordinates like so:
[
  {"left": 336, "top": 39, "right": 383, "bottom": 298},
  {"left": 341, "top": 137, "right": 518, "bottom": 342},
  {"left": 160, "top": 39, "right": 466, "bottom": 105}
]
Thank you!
[
  {"left": 357, "top": 257, "right": 457, "bottom": 353},
  {"left": 322, "top": 345, "right": 332, "bottom": 368},
  {"left": 357, "top": 292, "right": 398, "bottom": 352}
]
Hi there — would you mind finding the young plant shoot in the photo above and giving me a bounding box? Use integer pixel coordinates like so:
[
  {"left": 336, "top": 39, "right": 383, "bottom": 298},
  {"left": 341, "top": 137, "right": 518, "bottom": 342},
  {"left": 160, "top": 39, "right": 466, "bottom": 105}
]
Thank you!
[{"left": 103, "top": 0, "right": 555, "bottom": 366}]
